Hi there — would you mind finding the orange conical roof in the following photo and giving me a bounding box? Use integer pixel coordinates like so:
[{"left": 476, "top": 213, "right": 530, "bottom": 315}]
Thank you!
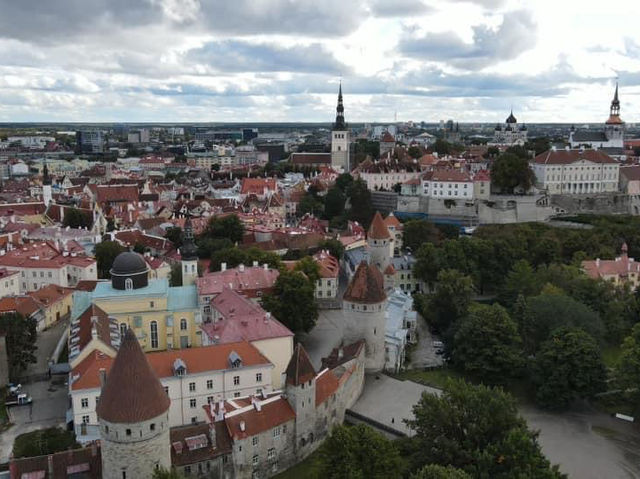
[
  {"left": 368, "top": 211, "right": 391, "bottom": 240},
  {"left": 343, "top": 261, "right": 386, "bottom": 304},
  {"left": 96, "top": 328, "right": 170, "bottom": 423},
  {"left": 285, "top": 343, "right": 316, "bottom": 386}
]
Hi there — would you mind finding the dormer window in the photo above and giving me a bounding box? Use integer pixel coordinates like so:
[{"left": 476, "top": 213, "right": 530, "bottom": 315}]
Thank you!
[
  {"left": 228, "top": 351, "right": 242, "bottom": 368},
  {"left": 173, "top": 358, "right": 187, "bottom": 376},
  {"left": 125, "top": 278, "right": 133, "bottom": 290}
]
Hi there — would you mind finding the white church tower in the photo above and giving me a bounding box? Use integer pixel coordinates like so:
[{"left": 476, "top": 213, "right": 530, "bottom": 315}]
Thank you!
[
  {"left": 604, "top": 82, "right": 624, "bottom": 148},
  {"left": 331, "top": 82, "right": 350, "bottom": 172},
  {"left": 42, "top": 163, "right": 52, "bottom": 206},
  {"left": 180, "top": 216, "right": 199, "bottom": 286}
]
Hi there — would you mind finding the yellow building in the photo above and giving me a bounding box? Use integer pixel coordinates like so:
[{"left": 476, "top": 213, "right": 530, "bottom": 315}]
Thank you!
[
  {"left": 29, "top": 284, "right": 74, "bottom": 329},
  {"left": 71, "top": 252, "right": 202, "bottom": 353}
]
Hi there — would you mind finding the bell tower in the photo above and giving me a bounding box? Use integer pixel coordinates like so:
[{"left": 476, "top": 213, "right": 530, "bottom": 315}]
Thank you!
[
  {"left": 604, "top": 82, "right": 624, "bottom": 148},
  {"left": 331, "top": 82, "right": 350, "bottom": 172},
  {"left": 180, "top": 216, "right": 198, "bottom": 286}
]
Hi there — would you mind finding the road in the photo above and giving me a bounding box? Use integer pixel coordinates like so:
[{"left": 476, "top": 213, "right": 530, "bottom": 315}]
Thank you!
[{"left": 24, "top": 319, "right": 68, "bottom": 378}]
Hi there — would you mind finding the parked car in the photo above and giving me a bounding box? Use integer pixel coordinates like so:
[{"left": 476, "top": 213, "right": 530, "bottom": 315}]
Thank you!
[{"left": 5, "top": 393, "right": 32, "bottom": 407}]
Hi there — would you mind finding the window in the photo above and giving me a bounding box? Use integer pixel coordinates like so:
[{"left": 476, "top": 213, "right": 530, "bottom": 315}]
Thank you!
[
  {"left": 150, "top": 321, "right": 158, "bottom": 348},
  {"left": 184, "top": 466, "right": 191, "bottom": 475},
  {"left": 189, "top": 382, "right": 196, "bottom": 392},
  {"left": 268, "top": 448, "right": 276, "bottom": 461},
  {"left": 164, "top": 386, "right": 169, "bottom": 395},
  {"left": 207, "top": 396, "right": 214, "bottom": 404},
  {"left": 125, "top": 278, "right": 133, "bottom": 290},
  {"left": 234, "top": 392, "right": 241, "bottom": 398},
  {"left": 252, "top": 436, "right": 258, "bottom": 446},
  {"left": 180, "top": 318, "right": 188, "bottom": 330},
  {"left": 190, "top": 399, "right": 197, "bottom": 408},
  {"left": 150, "top": 423, "right": 155, "bottom": 431},
  {"left": 256, "top": 373, "right": 262, "bottom": 383},
  {"left": 82, "top": 415, "right": 90, "bottom": 424},
  {"left": 273, "top": 426, "right": 281, "bottom": 438},
  {"left": 150, "top": 301, "right": 154, "bottom": 308},
  {"left": 252, "top": 455, "right": 259, "bottom": 466},
  {"left": 126, "top": 429, "right": 131, "bottom": 436},
  {"left": 206, "top": 379, "right": 213, "bottom": 389},
  {"left": 81, "top": 398, "right": 89, "bottom": 408},
  {"left": 233, "top": 376, "right": 240, "bottom": 385}
]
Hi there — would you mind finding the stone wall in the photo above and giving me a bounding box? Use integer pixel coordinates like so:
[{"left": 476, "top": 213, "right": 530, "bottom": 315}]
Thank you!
[
  {"left": 550, "top": 193, "right": 631, "bottom": 215},
  {"left": 0, "top": 334, "right": 8, "bottom": 387}
]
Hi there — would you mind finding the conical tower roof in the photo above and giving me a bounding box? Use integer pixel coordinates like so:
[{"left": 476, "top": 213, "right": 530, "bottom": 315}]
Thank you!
[
  {"left": 343, "top": 261, "right": 386, "bottom": 304},
  {"left": 96, "top": 328, "right": 170, "bottom": 423},
  {"left": 285, "top": 343, "right": 316, "bottom": 386},
  {"left": 368, "top": 211, "right": 391, "bottom": 240}
]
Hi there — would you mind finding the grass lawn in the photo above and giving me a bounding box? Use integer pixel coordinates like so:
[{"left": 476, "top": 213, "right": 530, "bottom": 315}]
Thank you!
[
  {"left": 392, "top": 367, "right": 461, "bottom": 390},
  {"left": 0, "top": 387, "right": 7, "bottom": 424},
  {"left": 13, "top": 427, "right": 79, "bottom": 458},
  {"left": 274, "top": 448, "right": 322, "bottom": 479},
  {"left": 602, "top": 345, "right": 623, "bottom": 369}
]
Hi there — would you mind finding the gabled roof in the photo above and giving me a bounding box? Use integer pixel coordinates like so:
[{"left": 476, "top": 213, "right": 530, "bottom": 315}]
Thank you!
[
  {"left": 380, "top": 131, "right": 395, "bottom": 143},
  {"left": 368, "top": 211, "right": 391, "bottom": 240},
  {"left": 532, "top": 149, "right": 617, "bottom": 165},
  {"left": 343, "top": 261, "right": 386, "bottom": 304},
  {"left": 96, "top": 328, "right": 170, "bottom": 423},
  {"left": 285, "top": 343, "right": 316, "bottom": 386}
]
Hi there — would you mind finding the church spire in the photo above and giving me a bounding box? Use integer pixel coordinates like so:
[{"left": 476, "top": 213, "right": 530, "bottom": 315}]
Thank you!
[
  {"left": 180, "top": 216, "right": 198, "bottom": 261},
  {"left": 42, "top": 162, "right": 51, "bottom": 186},
  {"left": 610, "top": 82, "right": 620, "bottom": 117},
  {"left": 333, "top": 81, "right": 346, "bottom": 131}
]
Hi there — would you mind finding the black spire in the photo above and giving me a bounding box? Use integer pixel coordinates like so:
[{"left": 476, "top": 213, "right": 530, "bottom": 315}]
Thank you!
[
  {"left": 42, "top": 163, "right": 51, "bottom": 186},
  {"left": 610, "top": 82, "right": 620, "bottom": 116},
  {"left": 333, "top": 81, "right": 346, "bottom": 131},
  {"left": 180, "top": 216, "right": 198, "bottom": 261}
]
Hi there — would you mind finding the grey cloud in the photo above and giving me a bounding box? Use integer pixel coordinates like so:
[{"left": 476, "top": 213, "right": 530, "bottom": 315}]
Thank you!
[
  {"left": 187, "top": 41, "right": 348, "bottom": 74},
  {"left": 399, "top": 10, "right": 537, "bottom": 70},
  {"left": 448, "top": 0, "right": 506, "bottom": 8},
  {"left": 368, "top": 0, "right": 434, "bottom": 17},
  {"left": 624, "top": 38, "right": 640, "bottom": 57}
]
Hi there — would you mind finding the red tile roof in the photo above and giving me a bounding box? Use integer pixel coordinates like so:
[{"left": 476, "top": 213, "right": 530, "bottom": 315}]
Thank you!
[
  {"left": 620, "top": 166, "right": 640, "bottom": 181},
  {"left": 343, "top": 261, "right": 386, "bottom": 304},
  {"left": 368, "top": 211, "right": 391, "bottom": 240},
  {"left": 285, "top": 344, "right": 316, "bottom": 386},
  {"left": 72, "top": 304, "right": 116, "bottom": 354},
  {"left": 197, "top": 266, "right": 279, "bottom": 298},
  {"left": 384, "top": 213, "right": 401, "bottom": 229},
  {"left": 96, "top": 328, "right": 170, "bottom": 423},
  {"left": 10, "top": 444, "right": 102, "bottom": 479},
  {"left": 222, "top": 396, "right": 296, "bottom": 441},
  {"left": 380, "top": 132, "right": 395, "bottom": 143},
  {"left": 315, "top": 368, "right": 340, "bottom": 406},
  {"left": 0, "top": 295, "right": 41, "bottom": 317},
  {"left": 28, "top": 284, "right": 73, "bottom": 307},
  {"left": 313, "top": 251, "right": 339, "bottom": 279},
  {"left": 424, "top": 169, "right": 472, "bottom": 182},
  {"left": 240, "top": 178, "right": 277, "bottom": 195},
  {"left": 170, "top": 423, "right": 231, "bottom": 467},
  {"left": 532, "top": 149, "right": 617, "bottom": 165}
]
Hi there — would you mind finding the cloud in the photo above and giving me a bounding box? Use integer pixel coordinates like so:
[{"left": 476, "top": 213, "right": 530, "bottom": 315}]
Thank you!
[
  {"left": 368, "top": 0, "right": 434, "bottom": 17},
  {"left": 187, "top": 41, "right": 349, "bottom": 74},
  {"left": 399, "top": 9, "right": 537, "bottom": 70}
]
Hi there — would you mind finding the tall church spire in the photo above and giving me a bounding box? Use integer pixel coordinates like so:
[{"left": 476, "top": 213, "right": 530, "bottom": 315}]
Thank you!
[
  {"left": 610, "top": 82, "right": 620, "bottom": 117},
  {"left": 333, "top": 81, "right": 346, "bottom": 131},
  {"left": 180, "top": 216, "right": 198, "bottom": 261}
]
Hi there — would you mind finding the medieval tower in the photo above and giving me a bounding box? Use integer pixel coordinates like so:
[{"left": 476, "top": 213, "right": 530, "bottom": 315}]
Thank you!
[
  {"left": 604, "top": 82, "right": 624, "bottom": 147},
  {"left": 97, "top": 328, "right": 171, "bottom": 479},
  {"left": 180, "top": 216, "right": 199, "bottom": 286},
  {"left": 285, "top": 344, "right": 318, "bottom": 454},
  {"left": 367, "top": 211, "right": 392, "bottom": 272},
  {"left": 342, "top": 261, "right": 387, "bottom": 372},
  {"left": 331, "top": 82, "right": 350, "bottom": 172},
  {"left": 42, "top": 163, "right": 52, "bottom": 206}
]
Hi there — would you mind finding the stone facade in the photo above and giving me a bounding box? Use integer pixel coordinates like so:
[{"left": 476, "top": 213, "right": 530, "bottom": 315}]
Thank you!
[
  {"left": 343, "top": 299, "right": 386, "bottom": 372},
  {"left": 100, "top": 412, "right": 171, "bottom": 479}
]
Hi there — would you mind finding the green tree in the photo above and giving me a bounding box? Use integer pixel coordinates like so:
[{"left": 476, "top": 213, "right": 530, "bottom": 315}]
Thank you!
[
  {"left": 403, "top": 220, "right": 443, "bottom": 253},
  {"left": 169, "top": 263, "right": 182, "bottom": 287},
  {"left": 346, "top": 178, "right": 374, "bottom": 228},
  {"left": 405, "top": 379, "right": 565, "bottom": 478},
  {"left": 490, "top": 153, "right": 535, "bottom": 194},
  {"left": 197, "top": 237, "right": 233, "bottom": 259},
  {"left": 164, "top": 226, "right": 183, "bottom": 248},
  {"left": 262, "top": 270, "right": 318, "bottom": 334},
  {"left": 408, "top": 145, "right": 423, "bottom": 159},
  {"left": 0, "top": 313, "right": 37, "bottom": 379},
  {"left": 532, "top": 327, "right": 607, "bottom": 409},
  {"left": 294, "top": 256, "right": 320, "bottom": 284},
  {"left": 12, "top": 427, "right": 79, "bottom": 459},
  {"left": 498, "top": 260, "right": 539, "bottom": 305},
  {"left": 324, "top": 187, "right": 346, "bottom": 219},
  {"left": 152, "top": 467, "right": 184, "bottom": 479},
  {"left": 94, "top": 240, "right": 126, "bottom": 278},
  {"left": 335, "top": 173, "right": 354, "bottom": 192},
  {"left": 411, "top": 465, "right": 470, "bottom": 479},
  {"left": 298, "top": 192, "right": 323, "bottom": 217},
  {"left": 317, "top": 424, "right": 403, "bottom": 479},
  {"left": 452, "top": 304, "right": 523, "bottom": 383},
  {"left": 414, "top": 242, "right": 443, "bottom": 290},
  {"left": 203, "top": 214, "right": 244, "bottom": 243},
  {"left": 512, "top": 294, "right": 537, "bottom": 355},
  {"left": 433, "top": 138, "right": 452, "bottom": 155},
  {"left": 63, "top": 207, "right": 92, "bottom": 229},
  {"left": 614, "top": 322, "right": 640, "bottom": 415},
  {"left": 426, "top": 269, "right": 474, "bottom": 333},
  {"left": 318, "top": 239, "right": 345, "bottom": 260},
  {"left": 209, "top": 247, "right": 248, "bottom": 272}
]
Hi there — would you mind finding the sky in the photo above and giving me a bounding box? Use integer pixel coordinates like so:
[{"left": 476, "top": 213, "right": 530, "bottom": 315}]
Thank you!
[{"left": 0, "top": 0, "right": 639, "bottom": 123}]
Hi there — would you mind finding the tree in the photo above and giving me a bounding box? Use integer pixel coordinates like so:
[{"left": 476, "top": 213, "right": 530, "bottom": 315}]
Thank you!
[
  {"left": 317, "top": 424, "right": 403, "bottom": 479},
  {"left": 169, "top": 263, "right": 182, "bottom": 287},
  {"left": 164, "top": 226, "right": 183, "bottom": 248},
  {"left": 405, "top": 379, "right": 565, "bottom": 478},
  {"left": 294, "top": 256, "right": 320, "bottom": 284},
  {"left": 498, "top": 260, "right": 539, "bottom": 305},
  {"left": 403, "top": 220, "right": 444, "bottom": 253},
  {"left": 0, "top": 313, "right": 37, "bottom": 379},
  {"left": 133, "top": 242, "right": 146, "bottom": 254},
  {"left": 433, "top": 138, "right": 452, "bottom": 155},
  {"left": 426, "top": 269, "right": 474, "bottom": 333},
  {"left": 262, "top": 270, "right": 318, "bottom": 334},
  {"left": 615, "top": 323, "right": 640, "bottom": 416},
  {"left": 411, "top": 465, "right": 470, "bottom": 479},
  {"left": 335, "top": 173, "right": 354, "bottom": 192},
  {"left": 346, "top": 178, "right": 374, "bottom": 228},
  {"left": 318, "top": 239, "right": 345, "bottom": 260},
  {"left": 63, "top": 207, "right": 91, "bottom": 229},
  {"left": 94, "top": 240, "right": 126, "bottom": 279},
  {"left": 512, "top": 295, "right": 537, "bottom": 355},
  {"left": 152, "top": 467, "right": 184, "bottom": 479},
  {"left": 298, "top": 192, "right": 323, "bottom": 217},
  {"left": 203, "top": 214, "right": 244, "bottom": 243},
  {"left": 532, "top": 327, "right": 607, "bottom": 409},
  {"left": 408, "top": 145, "right": 422, "bottom": 159},
  {"left": 324, "top": 187, "right": 346, "bottom": 219},
  {"left": 490, "top": 153, "right": 535, "bottom": 194},
  {"left": 414, "top": 242, "right": 443, "bottom": 290},
  {"left": 452, "top": 304, "right": 523, "bottom": 383}
]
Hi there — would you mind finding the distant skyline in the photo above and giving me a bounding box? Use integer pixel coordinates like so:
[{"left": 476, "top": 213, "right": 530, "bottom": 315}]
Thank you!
[{"left": 0, "top": 0, "right": 639, "bottom": 124}]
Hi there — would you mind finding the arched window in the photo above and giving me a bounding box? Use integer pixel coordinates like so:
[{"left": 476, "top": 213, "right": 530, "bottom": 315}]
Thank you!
[
  {"left": 150, "top": 321, "right": 158, "bottom": 349},
  {"left": 180, "top": 318, "right": 188, "bottom": 331},
  {"left": 119, "top": 322, "right": 127, "bottom": 339},
  {"left": 125, "top": 278, "right": 133, "bottom": 290}
]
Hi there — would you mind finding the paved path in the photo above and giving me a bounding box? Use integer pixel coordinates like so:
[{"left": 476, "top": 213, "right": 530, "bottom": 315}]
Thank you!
[
  {"left": 408, "top": 316, "right": 443, "bottom": 369},
  {"left": 0, "top": 377, "right": 68, "bottom": 463},
  {"left": 349, "top": 374, "right": 439, "bottom": 437},
  {"left": 301, "top": 309, "right": 345, "bottom": 370},
  {"left": 24, "top": 319, "right": 68, "bottom": 378}
]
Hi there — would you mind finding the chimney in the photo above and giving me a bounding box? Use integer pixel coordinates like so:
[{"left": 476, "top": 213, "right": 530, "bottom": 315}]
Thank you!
[
  {"left": 240, "top": 420, "right": 246, "bottom": 432},
  {"left": 221, "top": 262, "right": 227, "bottom": 272},
  {"left": 239, "top": 264, "right": 245, "bottom": 272},
  {"left": 253, "top": 261, "right": 258, "bottom": 267},
  {"left": 265, "top": 312, "right": 271, "bottom": 322},
  {"left": 99, "top": 368, "right": 107, "bottom": 388},
  {"left": 338, "top": 347, "right": 344, "bottom": 359},
  {"left": 263, "top": 263, "right": 268, "bottom": 270},
  {"left": 254, "top": 400, "right": 262, "bottom": 412},
  {"left": 596, "top": 258, "right": 600, "bottom": 267}
]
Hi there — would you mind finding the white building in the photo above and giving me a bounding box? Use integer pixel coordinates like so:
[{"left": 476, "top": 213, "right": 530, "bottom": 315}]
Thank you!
[
  {"left": 385, "top": 289, "right": 418, "bottom": 373},
  {"left": 421, "top": 169, "right": 474, "bottom": 200},
  {"left": 569, "top": 84, "right": 624, "bottom": 150},
  {"left": 69, "top": 341, "right": 274, "bottom": 443},
  {"left": 492, "top": 110, "right": 528, "bottom": 146},
  {"left": 355, "top": 158, "right": 421, "bottom": 191},
  {"left": 530, "top": 148, "right": 620, "bottom": 195}
]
